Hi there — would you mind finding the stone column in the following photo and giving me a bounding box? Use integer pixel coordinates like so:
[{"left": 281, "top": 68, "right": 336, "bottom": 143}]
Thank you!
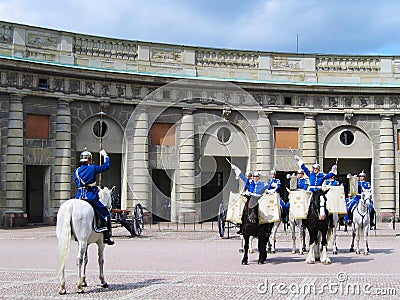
[
  {"left": 53, "top": 98, "right": 72, "bottom": 223},
  {"left": 302, "top": 113, "right": 318, "bottom": 167},
  {"left": 130, "top": 108, "right": 149, "bottom": 211},
  {"left": 256, "top": 111, "right": 272, "bottom": 173},
  {"left": 4, "top": 93, "right": 26, "bottom": 226},
  {"left": 178, "top": 109, "right": 196, "bottom": 223},
  {"left": 379, "top": 114, "right": 396, "bottom": 219}
]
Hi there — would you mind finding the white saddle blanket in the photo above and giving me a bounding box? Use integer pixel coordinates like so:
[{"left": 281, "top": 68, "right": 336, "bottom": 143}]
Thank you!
[
  {"left": 288, "top": 189, "right": 311, "bottom": 220},
  {"left": 258, "top": 192, "right": 281, "bottom": 224},
  {"left": 326, "top": 185, "right": 347, "bottom": 214}
]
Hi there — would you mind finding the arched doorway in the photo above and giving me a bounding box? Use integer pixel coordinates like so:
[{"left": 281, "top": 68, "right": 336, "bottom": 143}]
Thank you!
[
  {"left": 76, "top": 115, "right": 124, "bottom": 197},
  {"left": 324, "top": 126, "right": 373, "bottom": 195},
  {"left": 200, "top": 122, "right": 250, "bottom": 221}
]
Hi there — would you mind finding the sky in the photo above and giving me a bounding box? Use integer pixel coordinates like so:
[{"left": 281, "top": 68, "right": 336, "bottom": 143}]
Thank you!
[{"left": 1, "top": 0, "right": 400, "bottom": 56}]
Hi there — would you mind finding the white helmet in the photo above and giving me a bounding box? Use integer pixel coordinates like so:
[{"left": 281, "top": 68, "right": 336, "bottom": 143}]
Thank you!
[
  {"left": 312, "top": 163, "right": 320, "bottom": 169},
  {"left": 246, "top": 171, "right": 252, "bottom": 177},
  {"left": 79, "top": 147, "right": 92, "bottom": 163},
  {"left": 359, "top": 171, "right": 366, "bottom": 177},
  {"left": 270, "top": 169, "right": 276, "bottom": 175},
  {"left": 297, "top": 169, "right": 304, "bottom": 174},
  {"left": 253, "top": 171, "right": 261, "bottom": 177}
]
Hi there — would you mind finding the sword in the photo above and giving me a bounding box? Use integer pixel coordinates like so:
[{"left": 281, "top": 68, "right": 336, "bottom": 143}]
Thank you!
[{"left": 225, "top": 158, "right": 232, "bottom": 166}]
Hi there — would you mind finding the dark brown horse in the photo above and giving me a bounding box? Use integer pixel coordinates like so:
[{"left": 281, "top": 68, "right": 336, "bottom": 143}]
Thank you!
[
  {"left": 241, "top": 196, "right": 274, "bottom": 265},
  {"left": 305, "top": 189, "right": 331, "bottom": 264}
]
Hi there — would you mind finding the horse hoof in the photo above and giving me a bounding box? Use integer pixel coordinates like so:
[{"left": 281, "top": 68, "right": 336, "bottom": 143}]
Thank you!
[
  {"left": 349, "top": 248, "right": 354, "bottom": 252},
  {"left": 241, "top": 260, "right": 248, "bottom": 265},
  {"left": 58, "top": 288, "right": 66, "bottom": 295},
  {"left": 249, "top": 249, "right": 254, "bottom": 254},
  {"left": 101, "top": 282, "right": 108, "bottom": 288},
  {"left": 323, "top": 260, "right": 331, "bottom": 265},
  {"left": 299, "top": 251, "right": 304, "bottom": 255},
  {"left": 77, "top": 289, "right": 84, "bottom": 294},
  {"left": 82, "top": 282, "right": 87, "bottom": 287},
  {"left": 333, "top": 251, "right": 338, "bottom": 255},
  {"left": 258, "top": 260, "right": 266, "bottom": 264},
  {"left": 239, "top": 249, "right": 244, "bottom": 253},
  {"left": 364, "top": 252, "right": 369, "bottom": 256},
  {"left": 306, "top": 259, "right": 315, "bottom": 264},
  {"left": 356, "top": 250, "right": 361, "bottom": 254},
  {"left": 291, "top": 250, "right": 296, "bottom": 254}
]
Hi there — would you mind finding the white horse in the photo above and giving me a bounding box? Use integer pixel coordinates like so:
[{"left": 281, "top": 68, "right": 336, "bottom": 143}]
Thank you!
[
  {"left": 56, "top": 186, "right": 114, "bottom": 294},
  {"left": 289, "top": 218, "right": 307, "bottom": 254},
  {"left": 327, "top": 213, "right": 340, "bottom": 255},
  {"left": 350, "top": 189, "right": 371, "bottom": 255},
  {"left": 268, "top": 221, "right": 282, "bottom": 254}
]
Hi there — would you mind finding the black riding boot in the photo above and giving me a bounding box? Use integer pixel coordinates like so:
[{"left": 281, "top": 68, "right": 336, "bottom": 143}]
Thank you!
[
  {"left": 347, "top": 211, "right": 353, "bottom": 225},
  {"left": 103, "top": 218, "right": 115, "bottom": 245},
  {"left": 370, "top": 211, "right": 376, "bottom": 230}
]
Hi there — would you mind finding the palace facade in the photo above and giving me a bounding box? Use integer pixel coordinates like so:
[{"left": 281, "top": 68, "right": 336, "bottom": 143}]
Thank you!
[{"left": 1, "top": 21, "right": 399, "bottom": 226}]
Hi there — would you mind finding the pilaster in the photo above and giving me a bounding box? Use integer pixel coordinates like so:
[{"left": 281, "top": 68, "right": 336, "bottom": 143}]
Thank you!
[
  {"left": 379, "top": 113, "right": 396, "bottom": 218},
  {"left": 302, "top": 113, "right": 318, "bottom": 167},
  {"left": 53, "top": 98, "right": 72, "bottom": 222}
]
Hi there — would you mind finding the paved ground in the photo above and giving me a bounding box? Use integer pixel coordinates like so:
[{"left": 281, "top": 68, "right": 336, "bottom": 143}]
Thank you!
[{"left": 1, "top": 221, "right": 400, "bottom": 299}]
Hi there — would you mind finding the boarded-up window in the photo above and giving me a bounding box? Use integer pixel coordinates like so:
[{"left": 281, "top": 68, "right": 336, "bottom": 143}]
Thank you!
[
  {"left": 26, "top": 114, "right": 50, "bottom": 139},
  {"left": 151, "top": 123, "right": 176, "bottom": 146},
  {"left": 274, "top": 127, "right": 298, "bottom": 149}
]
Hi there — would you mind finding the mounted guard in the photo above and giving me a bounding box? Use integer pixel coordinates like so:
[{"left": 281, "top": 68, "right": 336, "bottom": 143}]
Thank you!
[
  {"left": 294, "top": 155, "right": 337, "bottom": 264},
  {"left": 74, "top": 148, "right": 114, "bottom": 245},
  {"left": 344, "top": 171, "right": 375, "bottom": 229}
]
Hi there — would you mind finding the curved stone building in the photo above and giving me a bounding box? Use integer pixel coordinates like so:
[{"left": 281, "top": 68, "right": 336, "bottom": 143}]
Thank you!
[{"left": 0, "top": 21, "right": 399, "bottom": 226}]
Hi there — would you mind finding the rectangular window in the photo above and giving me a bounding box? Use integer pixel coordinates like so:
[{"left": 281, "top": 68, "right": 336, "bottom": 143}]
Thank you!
[
  {"left": 151, "top": 123, "right": 176, "bottom": 146},
  {"left": 274, "top": 127, "right": 298, "bottom": 149},
  {"left": 26, "top": 114, "right": 50, "bottom": 139},
  {"left": 398, "top": 129, "right": 400, "bottom": 150}
]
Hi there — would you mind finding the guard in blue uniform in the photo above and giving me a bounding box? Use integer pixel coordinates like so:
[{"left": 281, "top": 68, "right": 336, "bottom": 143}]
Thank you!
[
  {"left": 296, "top": 169, "right": 310, "bottom": 190},
  {"left": 232, "top": 165, "right": 269, "bottom": 233},
  {"left": 294, "top": 155, "right": 337, "bottom": 223},
  {"left": 266, "top": 169, "right": 287, "bottom": 223},
  {"left": 325, "top": 175, "right": 340, "bottom": 187},
  {"left": 74, "top": 148, "right": 114, "bottom": 245},
  {"left": 345, "top": 171, "right": 375, "bottom": 229}
]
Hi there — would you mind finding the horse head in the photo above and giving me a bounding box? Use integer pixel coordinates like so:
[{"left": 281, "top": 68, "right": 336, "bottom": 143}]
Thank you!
[
  {"left": 98, "top": 186, "right": 114, "bottom": 211},
  {"left": 311, "top": 189, "right": 329, "bottom": 221},
  {"left": 360, "top": 188, "right": 372, "bottom": 210}
]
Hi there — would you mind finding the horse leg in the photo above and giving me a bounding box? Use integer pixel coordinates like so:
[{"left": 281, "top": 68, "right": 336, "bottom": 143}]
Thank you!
[
  {"left": 269, "top": 222, "right": 279, "bottom": 254},
  {"left": 306, "top": 230, "right": 316, "bottom": 264},
  {"left": 320, "top": 229, "right": 331, "bottom": 265},
  {"left": 239, "top": 235, "right": 244, "bottom": 253},
  {"left": 97, "top": 242, "right": 108, "bottom": 287},
  {"left": 355, "top": 224, "right": 361, "bottom": 254},
  {"left": 363, "top": 225, "right": 369, "bottom": 255},
  {"left": 76, "top": 241, "right": 88, "bottom": 293},
  {"left": 350, "top": 224, "right": 355, "bottom": 252},
  {"left": 81, "top": 249, "right": 88, "bottom": 287},
  {"left": 249, "top": 236, "right": 254, "bottom": 253},
  {"left": 241, "top": 233, "right": 249, "bottom": 265},
  {"left": 300, "top": 223, "right": 306, "bottom": 254},
  {"left": 258, "top": 235, "right": 267, "bottom": 264}
]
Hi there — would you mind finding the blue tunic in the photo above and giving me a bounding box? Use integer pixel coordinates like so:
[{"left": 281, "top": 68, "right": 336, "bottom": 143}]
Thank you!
[
  {"left": 300, "top": 163, "right": 335, "bottom": 192},
  {"left": 74, "top": 156, "right": 111, "bottom": 221},
  {"left": 346, "top": 180, "right": 374, "bottom": 212}
]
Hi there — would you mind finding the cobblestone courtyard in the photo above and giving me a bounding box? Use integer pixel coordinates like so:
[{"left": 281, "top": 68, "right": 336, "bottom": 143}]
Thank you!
[{"left": 1, "top": 222, "right": 399, "bottom": 299}]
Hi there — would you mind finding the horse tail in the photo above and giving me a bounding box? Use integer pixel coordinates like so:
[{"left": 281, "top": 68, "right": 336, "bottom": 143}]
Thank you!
[{"left": 56, "top": 201, "right": 73, "bottom": 279}]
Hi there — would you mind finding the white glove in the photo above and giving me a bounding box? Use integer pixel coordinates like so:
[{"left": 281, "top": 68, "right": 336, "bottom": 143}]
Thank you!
[
  {"left": 286, "top": 173, "right": 291, "bottom": 179},
  {"left": 271, "top": 182, "right": 277, "bottom": 188},
  {"left": 330, "top": 164, "right": 337, "bottom": 175},
  {"left": 294, "top": 155, "right": 300, "bottom": 161},
  {"left": 99, "top": 149, "right": 108, "bottom": 158},
  {"left": 231, "top": 164, "right": 241, "bottom": 177}
]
